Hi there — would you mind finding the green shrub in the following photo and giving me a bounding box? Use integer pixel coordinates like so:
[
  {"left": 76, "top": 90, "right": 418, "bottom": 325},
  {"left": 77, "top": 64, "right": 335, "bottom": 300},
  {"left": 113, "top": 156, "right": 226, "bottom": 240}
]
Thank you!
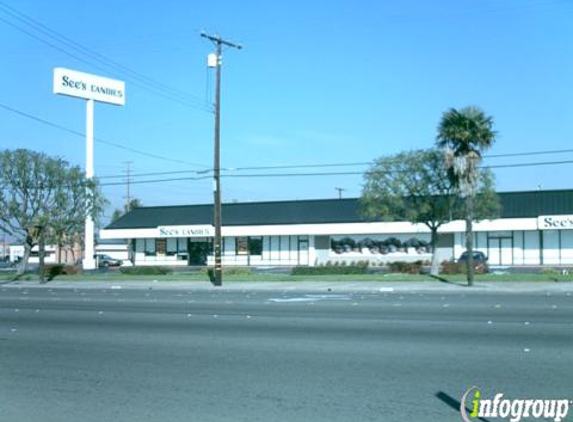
[
  {"left": 291, "top": 262, "right": 368, "bottom": 276},
  {"left": 202, "top": 267, "right": 252, "bottom": 276},
  {"left": 539, "top": 267, "right": 558, "bottom": 275},
  {"left": 388, "top": 261, "right": 423, "bottom": 274},
  {"left": 119, "top": 266, "right": 173, "bottom": 275}
]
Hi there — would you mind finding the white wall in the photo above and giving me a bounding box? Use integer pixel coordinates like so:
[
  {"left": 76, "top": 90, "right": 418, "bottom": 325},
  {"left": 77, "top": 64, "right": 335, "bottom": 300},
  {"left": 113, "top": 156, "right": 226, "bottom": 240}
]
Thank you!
[{"left": 103, "top": 219, "right": 573, "bottom": 267}]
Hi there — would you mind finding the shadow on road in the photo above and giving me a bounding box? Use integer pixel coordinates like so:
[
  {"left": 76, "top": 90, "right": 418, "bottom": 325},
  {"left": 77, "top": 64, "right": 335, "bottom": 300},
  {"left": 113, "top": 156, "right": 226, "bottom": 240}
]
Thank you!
[
  {"left": 430, "top": 275, "right": 469, "bottom": 287},
  {"left": 435, "top": 391, "right": 492, "bottom": 422}
]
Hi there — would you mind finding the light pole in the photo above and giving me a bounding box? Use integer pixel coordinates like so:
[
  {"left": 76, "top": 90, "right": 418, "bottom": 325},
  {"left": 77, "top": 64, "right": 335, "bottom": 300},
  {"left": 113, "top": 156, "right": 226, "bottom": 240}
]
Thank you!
[{"left": 201, "top": 32, "right": 242, "bottom": 286}]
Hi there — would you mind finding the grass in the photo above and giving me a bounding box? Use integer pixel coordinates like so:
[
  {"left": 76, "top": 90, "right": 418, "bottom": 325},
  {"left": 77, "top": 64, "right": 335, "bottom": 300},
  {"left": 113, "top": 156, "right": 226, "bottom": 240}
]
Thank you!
[
  {"left": 3, "top": 268, "right": 573, "bottom": 283},
  {"left": 438, "top": 272, "right": 573, "bottom": 283},
  {"left": 2, "top": 270, "right": 436, "bottom": 283},
  {"left": 0, "top": 270, "right": 18, "bottom": 281}
]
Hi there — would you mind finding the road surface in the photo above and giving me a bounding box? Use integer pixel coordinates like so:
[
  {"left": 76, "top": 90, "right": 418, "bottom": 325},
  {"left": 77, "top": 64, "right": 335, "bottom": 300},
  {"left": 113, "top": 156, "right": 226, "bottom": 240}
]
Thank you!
[{"left": 1, "top": 285, "right": 572, "bottom": 421}]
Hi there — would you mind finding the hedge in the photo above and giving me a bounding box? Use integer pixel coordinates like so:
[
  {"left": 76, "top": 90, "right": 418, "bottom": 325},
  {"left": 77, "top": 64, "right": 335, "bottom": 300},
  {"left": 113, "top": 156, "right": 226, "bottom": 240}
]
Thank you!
[
  {"left": 291, "top": 263, "right": 368, "bottom": 276},
  {"left": 119, "top": 266, "right": 173, "bottom": 275}
]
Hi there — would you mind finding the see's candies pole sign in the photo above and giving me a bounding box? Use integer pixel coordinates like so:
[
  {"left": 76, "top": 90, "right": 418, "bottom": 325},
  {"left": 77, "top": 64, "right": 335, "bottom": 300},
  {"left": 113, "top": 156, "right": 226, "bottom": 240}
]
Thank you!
[
  {"left": 53, "top": 67, "right": 125, "bottom": 270},
  {"left": 53, "top": 67, "right": 125, "bottom": 106}
]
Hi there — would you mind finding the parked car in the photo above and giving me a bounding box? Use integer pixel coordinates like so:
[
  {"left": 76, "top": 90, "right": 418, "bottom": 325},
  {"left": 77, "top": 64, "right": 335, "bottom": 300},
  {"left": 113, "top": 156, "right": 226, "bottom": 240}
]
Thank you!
[
  {"left": 457, "top": 251, "right": 489, "bottom": 273},
  {"left": 77, "top": 254, "right": 123, "bottom": 268},
  {"left": 95, "top": 254, "right": 123, "bottom": 267}
]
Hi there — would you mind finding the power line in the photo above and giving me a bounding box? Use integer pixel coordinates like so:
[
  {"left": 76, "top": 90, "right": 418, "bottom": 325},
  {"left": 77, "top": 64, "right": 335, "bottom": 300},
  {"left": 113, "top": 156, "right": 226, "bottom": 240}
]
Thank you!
[
  {"left": 0, "top": 102, "right": 209, "bottom": 168},
  {"left": 3, "top": 158, "right": 573, "bottom": 192},
  {"left": 96, "top": 148, "right": 573, "bottom": 180},
  {"left": 3, "top": 99, "right": 573, "bottom": 179},
  {"left": 485, "top": 149, "right": 573, "bottom": 159},
  {"left": 93, "top": 158, "right": 573, "bottom": 187},
  {"left": 97, "top": 162, "right": 371, "bottom": 179},
  {"left": 0, "top": 2, "right": 212, "bottom": 113}
]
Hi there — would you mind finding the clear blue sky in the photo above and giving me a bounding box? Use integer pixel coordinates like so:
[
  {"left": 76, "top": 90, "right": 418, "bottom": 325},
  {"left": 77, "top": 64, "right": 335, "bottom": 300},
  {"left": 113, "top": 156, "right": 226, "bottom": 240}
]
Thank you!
[{"left": 1, "top": 0, "right": 572, "bottom": 222}]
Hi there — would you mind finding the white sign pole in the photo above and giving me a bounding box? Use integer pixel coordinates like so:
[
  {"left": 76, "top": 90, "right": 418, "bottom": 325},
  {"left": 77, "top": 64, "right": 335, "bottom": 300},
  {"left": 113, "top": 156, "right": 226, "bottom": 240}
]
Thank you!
[
  {"left": 84, "top": 99, "right": 96, "bottom": 270},
  {"left": 53, "top": 68, "right": 125, "bottom": 271}
]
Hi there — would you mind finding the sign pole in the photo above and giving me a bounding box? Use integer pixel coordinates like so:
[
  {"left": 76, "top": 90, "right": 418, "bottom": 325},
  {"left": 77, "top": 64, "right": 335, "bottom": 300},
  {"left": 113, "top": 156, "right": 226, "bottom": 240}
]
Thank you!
[
  {"left": 84, "top": 98, "right": 96, "bottom": 270},
  {"left": 53, "top": 68, "right": 125, "bottom": 271}
]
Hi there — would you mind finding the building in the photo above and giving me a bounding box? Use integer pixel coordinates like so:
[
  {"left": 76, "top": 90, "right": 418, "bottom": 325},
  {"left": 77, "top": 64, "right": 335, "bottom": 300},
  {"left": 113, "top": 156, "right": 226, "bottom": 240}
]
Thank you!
[
  {"left": 9, "top": 242, "right": 127, "bottom": 265},
  {"left": 99, "top": 189, "right": 573, "bottom": 268}
]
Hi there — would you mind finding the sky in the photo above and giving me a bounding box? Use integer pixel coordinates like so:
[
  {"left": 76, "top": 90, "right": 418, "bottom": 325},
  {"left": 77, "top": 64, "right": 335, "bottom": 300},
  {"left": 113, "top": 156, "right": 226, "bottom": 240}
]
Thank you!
[{"left": 1, "top": 0, "right": 572, "bottom": 223}]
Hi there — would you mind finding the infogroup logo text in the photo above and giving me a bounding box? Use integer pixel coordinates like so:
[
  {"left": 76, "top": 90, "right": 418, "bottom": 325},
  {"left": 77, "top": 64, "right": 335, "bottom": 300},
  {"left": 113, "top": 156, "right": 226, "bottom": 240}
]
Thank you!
[{"left": 460, "top": 387, "right": 571, "bottom": 422}]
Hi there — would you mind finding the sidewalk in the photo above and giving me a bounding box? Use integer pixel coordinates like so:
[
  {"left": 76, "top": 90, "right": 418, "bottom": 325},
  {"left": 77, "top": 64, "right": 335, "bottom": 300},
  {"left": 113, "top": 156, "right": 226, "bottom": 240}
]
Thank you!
[{"left": 3, "top": 279, "right": 573, "bottom": 294}]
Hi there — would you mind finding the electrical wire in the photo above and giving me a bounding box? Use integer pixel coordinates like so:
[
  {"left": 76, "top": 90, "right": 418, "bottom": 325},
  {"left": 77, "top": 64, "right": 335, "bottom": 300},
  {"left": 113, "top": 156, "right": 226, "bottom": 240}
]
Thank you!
[
  {"left": 94, "top": 159, "right": 573, "bottom": 187},
  {"left": 0, "top": 102, "right": 209, "bottom": 168},
  {"left": 3, "top": 97, "right": 573, "bottom": 181},
  {"left": 0, "top": 2, "right": 213, "bottom": 113}
]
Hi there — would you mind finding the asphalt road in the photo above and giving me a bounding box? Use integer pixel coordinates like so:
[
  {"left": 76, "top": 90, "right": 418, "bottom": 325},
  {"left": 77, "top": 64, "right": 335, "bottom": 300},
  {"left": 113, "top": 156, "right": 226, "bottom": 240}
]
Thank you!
[{"left": 1, "top": 286, "right": 572, "bottom": 422}]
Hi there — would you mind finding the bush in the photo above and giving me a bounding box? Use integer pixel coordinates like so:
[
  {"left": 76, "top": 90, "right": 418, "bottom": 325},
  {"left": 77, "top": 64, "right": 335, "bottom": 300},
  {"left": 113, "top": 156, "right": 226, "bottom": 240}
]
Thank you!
[
  {"left": 43, "top": 264, "right": 64, "bottom": 281},
  {"left": 440, "top": 260, "right": 489, "bottom": 275},
  {"left": 119, "top": 266, "right": 173, "bottom": 275},
  {"left": 539, "top": 267, "right": 558, "bottom": 276},
  {"left": 440, "top": 260, "right": 461, "bottom": 275},
  {"left": 388, "top": 260, "right": 423, "bottom": 274},
  {"left": 292, "top": 262, "right": 368, "bottom": 275},
  {"left": 43, "top": 264, "right": 82, "bottom": 280},
  {"left": 202, "top": 267, "right": 252, "bottom": 276}
]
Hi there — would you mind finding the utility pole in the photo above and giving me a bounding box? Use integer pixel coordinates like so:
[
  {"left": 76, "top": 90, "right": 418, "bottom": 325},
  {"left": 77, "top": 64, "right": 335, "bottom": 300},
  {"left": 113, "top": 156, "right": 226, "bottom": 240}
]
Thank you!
[
  {"left": 202, "top": 32, "right": 242, "bottom": 286},
  {"left": 123, "top": 161, "right": 133, "bottom": 212},
  {"left": 335, "top": 187, "right": 346, "bottom": 199}
]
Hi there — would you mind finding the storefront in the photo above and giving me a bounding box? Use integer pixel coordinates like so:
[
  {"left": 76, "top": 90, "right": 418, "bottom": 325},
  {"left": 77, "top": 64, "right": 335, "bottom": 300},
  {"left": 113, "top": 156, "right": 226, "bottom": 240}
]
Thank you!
[{"left": 99, "top": 189, "right": 573, "bottom": 267}]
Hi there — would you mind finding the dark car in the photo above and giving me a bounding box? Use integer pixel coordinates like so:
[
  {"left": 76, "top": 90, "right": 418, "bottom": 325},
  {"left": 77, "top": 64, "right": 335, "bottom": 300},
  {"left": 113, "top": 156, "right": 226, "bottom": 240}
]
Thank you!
[
  {"left": 95, "top": 254, "right": 123, "bottom": 267},
  {"left": 457, "top": 251, "right": 489, "bottom": 273}
]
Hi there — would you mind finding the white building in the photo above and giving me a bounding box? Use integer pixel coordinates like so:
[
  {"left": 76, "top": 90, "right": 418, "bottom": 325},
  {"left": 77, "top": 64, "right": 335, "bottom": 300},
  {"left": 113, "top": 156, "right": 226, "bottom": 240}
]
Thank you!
[{"left": 99, "top": 190, "right": 573, "bottom": 268}]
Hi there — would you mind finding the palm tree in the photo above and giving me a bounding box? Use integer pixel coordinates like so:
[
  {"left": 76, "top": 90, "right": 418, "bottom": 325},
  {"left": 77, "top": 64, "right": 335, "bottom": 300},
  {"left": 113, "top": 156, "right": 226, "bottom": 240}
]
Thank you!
[{"left": 436, "top": 106, "right": 497, "bottom": 286}]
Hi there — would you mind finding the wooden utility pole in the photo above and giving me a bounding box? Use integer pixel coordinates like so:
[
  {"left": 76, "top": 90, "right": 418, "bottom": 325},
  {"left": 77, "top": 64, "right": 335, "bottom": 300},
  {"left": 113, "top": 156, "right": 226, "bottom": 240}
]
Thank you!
[{"left": 201, "top": 32, "right": 242, "bottom": 286}]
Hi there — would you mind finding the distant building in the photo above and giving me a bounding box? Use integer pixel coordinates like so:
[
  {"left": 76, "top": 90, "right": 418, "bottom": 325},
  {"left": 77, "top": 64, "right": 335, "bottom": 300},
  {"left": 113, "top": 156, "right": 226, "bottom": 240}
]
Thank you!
[
  {"left": 99, "top": 189, "right": 573, "bottom": 268},
  {"left": 9, "top": 242, "right": 127, "bottom": 265}
]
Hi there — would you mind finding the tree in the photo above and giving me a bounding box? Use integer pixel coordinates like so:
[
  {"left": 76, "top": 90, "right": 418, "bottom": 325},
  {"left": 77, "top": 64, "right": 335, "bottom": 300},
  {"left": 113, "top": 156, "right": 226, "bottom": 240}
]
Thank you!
[
  {"left": 0, "top": 149, "right": 105, "bottom": 280},
  {"left": 362, "top": 149, "right": 454, "bottom": 275},
  {"left": 362, "top": 148, "right": 500, "bottom": 276},
  {"left": 436, "top": 106, "right": 497, "bottom": 285},
  {"left": 111, "top": 198, "right": 142, "bottom": 223},
  {"left": 47, "top": 165, "right": 107, "bottom": 264}
]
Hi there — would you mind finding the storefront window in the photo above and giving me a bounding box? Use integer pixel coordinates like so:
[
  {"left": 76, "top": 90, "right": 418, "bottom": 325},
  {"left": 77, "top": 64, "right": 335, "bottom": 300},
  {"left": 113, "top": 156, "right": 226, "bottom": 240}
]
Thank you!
[
  {"left": 156, "top": 239, "right": 166, "bottom": 255},
  {"left": 177, "top": 238, "right": 188, "bottom": 261},
  {"left": 166, "top": 238, "right": 177, "bottom": 256},
  {"left": 236, "top": 237, "right": 248, "bottom": 255},
  {"left": 144, "top": 239, "right": 156, "bottom": 256}
]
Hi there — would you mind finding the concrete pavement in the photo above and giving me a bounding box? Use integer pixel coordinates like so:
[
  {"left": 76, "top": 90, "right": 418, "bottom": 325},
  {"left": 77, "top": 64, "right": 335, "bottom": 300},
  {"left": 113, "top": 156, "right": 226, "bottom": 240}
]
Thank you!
[
  {"left": 1, "top": 287, "right": 572, "bottom": 422},
  {"left": 3, "top": 278, "right": 573, "bottom": 294}
]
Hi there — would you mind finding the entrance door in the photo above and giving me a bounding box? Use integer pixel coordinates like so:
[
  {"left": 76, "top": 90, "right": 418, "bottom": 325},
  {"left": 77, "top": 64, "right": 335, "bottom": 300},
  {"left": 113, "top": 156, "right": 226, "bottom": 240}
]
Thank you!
[
  {"left": 488, "top": 237, "right": 513, "bottom": 266},
  {"left": 500, "top": 238, "right": 513, "bottom": 265},
  {"left": 188, "top": 241, "right": 210, "bottom": 266}
]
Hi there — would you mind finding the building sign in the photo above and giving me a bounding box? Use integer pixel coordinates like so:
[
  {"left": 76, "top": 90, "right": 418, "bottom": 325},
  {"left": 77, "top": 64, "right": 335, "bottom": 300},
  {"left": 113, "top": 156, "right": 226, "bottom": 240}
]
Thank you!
[
  {"left": 538, "top": 215, "right": 573, "bottom": 230},
  {"left": 53, "top": 68, "right": 125, "bottom": 106},
  {"left": 158, "top": 225, "right": 214, "bottom": 237}
]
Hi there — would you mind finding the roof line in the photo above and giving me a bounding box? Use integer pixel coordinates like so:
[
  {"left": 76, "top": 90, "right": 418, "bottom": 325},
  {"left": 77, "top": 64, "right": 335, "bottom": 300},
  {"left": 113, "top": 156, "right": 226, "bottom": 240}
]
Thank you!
[
  {"left": 129, "top": 197, "right": 358, "bottom": 210},
  {"left": 128, "top": 189, "right": 573, "bottom": 211}
]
